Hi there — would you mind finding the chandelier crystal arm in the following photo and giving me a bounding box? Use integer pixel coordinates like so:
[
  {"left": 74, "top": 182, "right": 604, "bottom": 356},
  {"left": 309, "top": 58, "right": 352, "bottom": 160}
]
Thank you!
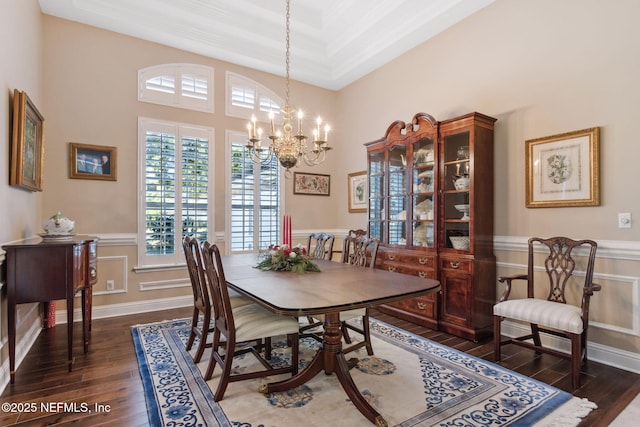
[{"left": 245, "top": 0, "right": 331, "bottom": 173}]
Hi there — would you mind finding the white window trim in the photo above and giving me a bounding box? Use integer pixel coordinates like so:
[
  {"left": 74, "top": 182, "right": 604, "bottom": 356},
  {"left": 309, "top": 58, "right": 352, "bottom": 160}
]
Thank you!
[
  {"left": 138, "top": 63, "right": 214, "bottom": 113},
  {"left": 137, "top": 116, "right": 215, "bottom": 267},
  {"left": 225, "top": 71, "right": 283, "bottom": 123},
  {"left": 225, "top": 130, "right": 284, "bottom": 254}
]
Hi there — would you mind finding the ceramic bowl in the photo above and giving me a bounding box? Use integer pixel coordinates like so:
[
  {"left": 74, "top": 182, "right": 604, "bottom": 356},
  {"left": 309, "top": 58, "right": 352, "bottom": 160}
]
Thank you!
[
  {"left": 449, "top": 236, "right": 470, "bottom": 250},
  {"left": 43, "top": 211, "right": 75, "bottom": 235}
]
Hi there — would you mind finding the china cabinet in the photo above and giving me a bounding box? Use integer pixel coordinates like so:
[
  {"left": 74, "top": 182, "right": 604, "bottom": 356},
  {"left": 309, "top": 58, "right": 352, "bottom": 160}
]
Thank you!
[{"left": 365, "top": 112, "right": 496, "bottom": 340}]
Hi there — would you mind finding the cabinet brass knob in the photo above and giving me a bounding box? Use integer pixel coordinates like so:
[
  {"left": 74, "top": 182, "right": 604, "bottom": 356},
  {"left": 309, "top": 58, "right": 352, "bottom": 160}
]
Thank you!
[
  {"left": 417, "top": 302, "right": 426, "bottom": 310},
  {"left": 388, "top": 253, "right": 396, "bottom": 260},
  {"left": 388, "top": 266, "right": 396, "bottom": 272},
  {"left": 418, "top": 271, "right": 427, "bottom": 278},
  {"left": 449, "top": 261, "right": 460, "bottom": 268},
  {"left": 418, "top": 257, "right": 427, "bottom": 265}
]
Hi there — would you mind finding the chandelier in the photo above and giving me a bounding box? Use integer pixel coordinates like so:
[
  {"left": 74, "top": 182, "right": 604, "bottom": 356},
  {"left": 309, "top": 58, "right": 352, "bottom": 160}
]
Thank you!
[{"left": 245, "top": 0, "right": 331, "bottom": 174}]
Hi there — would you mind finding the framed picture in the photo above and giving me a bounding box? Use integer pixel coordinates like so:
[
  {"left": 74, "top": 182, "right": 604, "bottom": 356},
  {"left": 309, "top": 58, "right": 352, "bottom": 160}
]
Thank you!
[
  {"left": 348, "top": 171, "right": 367, "bottom": 213},
  {"left": 293, "top": 172, "right": 330, "bottom": 196},
  {"left": 10, "top": 89, "right": 45, "bottom": 191},
  {"left": 526, "top": 127, "right": 600, "bottom": 208},
  {"left": 69, "top": 142, "right": 117, "bottom": 181}
]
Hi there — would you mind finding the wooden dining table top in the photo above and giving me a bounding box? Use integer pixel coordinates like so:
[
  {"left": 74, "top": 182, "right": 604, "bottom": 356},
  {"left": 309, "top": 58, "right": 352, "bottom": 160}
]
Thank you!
[{"left": 221, "top": 253, "right": 441, "bottom": 317}]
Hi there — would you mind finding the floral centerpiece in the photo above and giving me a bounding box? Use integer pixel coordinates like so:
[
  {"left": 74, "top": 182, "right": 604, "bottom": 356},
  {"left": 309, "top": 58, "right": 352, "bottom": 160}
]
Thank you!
[{"left": 255, "top": 244, "right": 321, "bottom": 274}]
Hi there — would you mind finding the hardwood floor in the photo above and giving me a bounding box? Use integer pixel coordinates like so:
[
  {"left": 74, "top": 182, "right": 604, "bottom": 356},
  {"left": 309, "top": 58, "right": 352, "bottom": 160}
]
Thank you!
[{"left": 1, "top": 307, "right": 638, "bottom": 426}]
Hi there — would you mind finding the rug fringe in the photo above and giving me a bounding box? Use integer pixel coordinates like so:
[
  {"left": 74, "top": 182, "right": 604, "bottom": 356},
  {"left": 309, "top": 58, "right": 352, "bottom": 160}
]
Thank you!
[{"left": 535, "top": 397, "right": 597, "bottom": 427}]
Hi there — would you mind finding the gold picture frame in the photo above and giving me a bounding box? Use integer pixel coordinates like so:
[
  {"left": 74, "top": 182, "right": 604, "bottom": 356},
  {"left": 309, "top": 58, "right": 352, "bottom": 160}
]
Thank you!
[
  {"left": 69, "top": 142, "right": 117, "bottom": 181},
  {"left": 348, "top": 171, "right": 367, "bottom": 213},
  {"left": 10, "top": 89, "right": 45, "bottom": 192},
  {"left": 525, "top": 127, "right": 600, "bottom": 208}
]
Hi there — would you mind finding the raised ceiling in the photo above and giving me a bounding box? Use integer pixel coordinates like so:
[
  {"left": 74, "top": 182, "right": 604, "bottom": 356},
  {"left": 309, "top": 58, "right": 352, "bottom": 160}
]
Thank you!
[{"left": 39, "top": 0, "right": 494, "bottom": 91}]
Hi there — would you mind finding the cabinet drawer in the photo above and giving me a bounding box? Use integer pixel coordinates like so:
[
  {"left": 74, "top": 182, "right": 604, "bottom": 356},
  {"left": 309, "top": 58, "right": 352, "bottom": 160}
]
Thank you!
[
  {"left": 383, "top": 251, "right": 435, "bottom": 268},
  {"left": 388, "top": 295, "right": 437, "bottom": 318},
  {"left": 381, "top": 262, "right": 435, "bottom": 278},
  {"left": 440, "top": 258, "right": 472, "bottom": 273}
]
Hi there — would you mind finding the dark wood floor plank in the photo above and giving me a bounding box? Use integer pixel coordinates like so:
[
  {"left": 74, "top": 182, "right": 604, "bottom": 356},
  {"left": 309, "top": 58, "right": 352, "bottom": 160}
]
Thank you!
[{"left": 1, "top": 307, "right": 638, "bottom": 426}]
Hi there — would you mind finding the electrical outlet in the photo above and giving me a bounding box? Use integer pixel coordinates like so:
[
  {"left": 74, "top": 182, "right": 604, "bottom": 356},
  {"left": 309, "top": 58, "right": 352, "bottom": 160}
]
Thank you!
[
  {"left": 106, "top": 280, "right": 115, "bottom": 291},
  {"left": 618, "top": 213, "right": 632, "bottom": 229}
]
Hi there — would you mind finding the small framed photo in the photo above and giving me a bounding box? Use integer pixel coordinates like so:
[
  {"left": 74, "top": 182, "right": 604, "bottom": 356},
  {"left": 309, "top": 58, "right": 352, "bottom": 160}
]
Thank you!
[
  {"left": 348, "top": 171, "right": 367, "bottom": 213},
  {"left": 69, "top": 142, "right": 117, "bottom": 181},
  {"left": 526, "top": 127, "right": 600, "bottom": 208},
  {"left": 293, "top": 172, "right": 330, "bottom": 196},
  {"left": 10, "top": 89, "right": 45, "bottom": 192}
]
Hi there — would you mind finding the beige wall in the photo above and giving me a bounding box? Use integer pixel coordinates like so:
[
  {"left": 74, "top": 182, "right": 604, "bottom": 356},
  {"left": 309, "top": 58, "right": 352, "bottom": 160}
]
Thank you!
[{"left": 2, "top": 0, "right": 640, "bottom": 385}]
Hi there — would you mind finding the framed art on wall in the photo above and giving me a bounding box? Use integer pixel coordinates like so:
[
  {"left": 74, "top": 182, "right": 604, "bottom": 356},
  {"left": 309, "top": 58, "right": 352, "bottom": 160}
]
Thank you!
[
  {"left": 10, "top": 89, "right": 45, "bottom": 192},
  {"left": 69, "top": 142, "right": 117, "bottom": 181},
  {"left": 348, "top": 171, "right": 367, "bottom": 213},
  {"left": 293, "top": 172, "right": 330, "bottom": 196},
  {"left": 525, "top": 127, "right": 600, "bottom": 207}
]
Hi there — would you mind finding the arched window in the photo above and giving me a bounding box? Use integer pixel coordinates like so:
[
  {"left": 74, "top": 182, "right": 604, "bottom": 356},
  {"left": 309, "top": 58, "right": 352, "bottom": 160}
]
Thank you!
[
  {"left": 226, "top": 71, "right": 283, "bottom": 123},
  {"left": 138, "top": 64, "right": 214, "bottom": 113}
]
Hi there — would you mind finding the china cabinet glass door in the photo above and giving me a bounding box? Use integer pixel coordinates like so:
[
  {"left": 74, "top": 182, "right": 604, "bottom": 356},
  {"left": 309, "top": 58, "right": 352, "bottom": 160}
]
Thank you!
[
  {"left": 442, "top": 131, "right": 470, "bottom": 250},
  {"left": 368, "top": 151, "right": 385, "bottom": 242},
  {"left": 388, "top": 145, "right": 407, "bottom": 246},
  {"left": 411, "top": 137, "right": 435, "bottom": 248}
]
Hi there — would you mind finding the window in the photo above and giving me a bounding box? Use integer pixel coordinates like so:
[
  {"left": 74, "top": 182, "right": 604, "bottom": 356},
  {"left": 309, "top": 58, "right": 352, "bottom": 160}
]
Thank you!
[
  {"left": 226, "top": 72, "right": 283, "bottom": 123},
  {"left": 226, "top": 131, "right": 282, "bottom": 253},
  {"left": 138, "top": 117, "right": 214, "bottom": 266},
  {"left": 138, "top": 64, "right": 214, "bottom": 113}
]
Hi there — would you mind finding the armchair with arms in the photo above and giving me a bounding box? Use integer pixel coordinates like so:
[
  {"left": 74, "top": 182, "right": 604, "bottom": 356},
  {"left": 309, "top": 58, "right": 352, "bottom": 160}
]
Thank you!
[{"left": 493, "top": 236, "right": 601, "bottom": 389}]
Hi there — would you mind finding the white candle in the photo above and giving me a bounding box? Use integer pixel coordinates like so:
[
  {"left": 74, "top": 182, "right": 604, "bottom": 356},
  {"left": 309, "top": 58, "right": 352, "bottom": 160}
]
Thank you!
[
  {"left": 297, "top": 110, "right": 303, "bottom": 134},
  {"left": 316, "top": 117, "right": 322, "bottom": 140},
  {"left": 269, "top": 111, "right": 275, "bottom": 134},
  {"left": 324, "top": 124, "right": 330, "bottom": 141}
]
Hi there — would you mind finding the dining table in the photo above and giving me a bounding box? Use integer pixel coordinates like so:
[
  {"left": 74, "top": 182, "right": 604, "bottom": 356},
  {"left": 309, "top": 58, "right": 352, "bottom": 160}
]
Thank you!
[{"left": 221, "top": 253, "right": 441, "bottom": 427}]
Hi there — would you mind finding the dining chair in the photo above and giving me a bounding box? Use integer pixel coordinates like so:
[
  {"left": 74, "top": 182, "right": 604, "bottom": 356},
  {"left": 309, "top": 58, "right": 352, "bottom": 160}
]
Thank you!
[
  {"left": 493, "top": 236, "right": 600, "bottom": 389},
  {"left": 311, "top": 234, "right": 380, "bottom": 355},
  {"left": 300, "top": 232, "right": 336, "bottom": 334},
  {"left": 182, "top": 236, "right": 252, "bottom": 363},
  {"left": 306, "top": 232, "right": 335, "bottom": 260},
  {"left": 200, "top": 241, "right": 300, "bottom": 401}
]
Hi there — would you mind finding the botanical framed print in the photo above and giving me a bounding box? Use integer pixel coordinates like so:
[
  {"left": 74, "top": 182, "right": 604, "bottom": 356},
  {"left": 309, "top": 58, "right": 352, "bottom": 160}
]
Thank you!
[
  {"left": 10, "top": 89, "right": 45, "bottom": 191},
  {"left": 348, "top": 171, "right": 367, "bottom": 213},
  {"left": 69, "top": 142, "right": 117, "bottom": 181},
  {"left": 293, "top": 172, "right": 330, "bottom": 196},
  {"left": 525, "top": 127, "right": 600, "bottom": 207}
]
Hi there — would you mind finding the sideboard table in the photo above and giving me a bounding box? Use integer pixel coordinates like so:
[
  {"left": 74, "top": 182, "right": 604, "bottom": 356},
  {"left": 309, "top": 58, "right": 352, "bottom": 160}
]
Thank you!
[{"left": 2, "top": 235, "right": 98, "bottom": 384}]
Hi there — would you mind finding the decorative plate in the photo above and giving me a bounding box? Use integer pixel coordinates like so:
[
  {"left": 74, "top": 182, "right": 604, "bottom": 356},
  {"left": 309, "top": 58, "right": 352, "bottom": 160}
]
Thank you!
[{"left": 38, "top": 233, "right": 76, "bottom": 241}]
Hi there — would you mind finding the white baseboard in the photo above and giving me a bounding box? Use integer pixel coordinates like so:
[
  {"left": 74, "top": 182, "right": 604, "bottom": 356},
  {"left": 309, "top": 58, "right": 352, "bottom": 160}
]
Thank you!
[
  {"left": 0, "top": 307, "right": 46, "bottom": 394},
  {"left": 501, "top": 320, "right": 640, "bottom": 374},
  {"left": 54, "top": 295, "right": 193, "bottom": 323}
]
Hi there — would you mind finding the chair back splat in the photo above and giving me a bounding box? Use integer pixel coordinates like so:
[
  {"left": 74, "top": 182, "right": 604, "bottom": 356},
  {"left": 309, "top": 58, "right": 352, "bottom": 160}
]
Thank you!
[
  {"left": 493, "top": 236, "right": 600, "bottom": 389},
  {"left": 306, "top": 232, "right": 335, "bottom": 260}
]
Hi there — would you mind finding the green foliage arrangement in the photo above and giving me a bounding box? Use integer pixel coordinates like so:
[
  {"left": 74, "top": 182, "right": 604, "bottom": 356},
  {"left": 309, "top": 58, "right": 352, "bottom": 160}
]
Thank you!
[{"left": 255, "top": 244, "right": 321, "bottom": 274}]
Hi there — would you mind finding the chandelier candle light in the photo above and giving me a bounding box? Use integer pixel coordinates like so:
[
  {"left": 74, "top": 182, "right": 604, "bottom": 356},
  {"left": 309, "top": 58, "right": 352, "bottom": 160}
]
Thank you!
[{"left": 245, "top": 0, "right": 331, "bottom": 174}]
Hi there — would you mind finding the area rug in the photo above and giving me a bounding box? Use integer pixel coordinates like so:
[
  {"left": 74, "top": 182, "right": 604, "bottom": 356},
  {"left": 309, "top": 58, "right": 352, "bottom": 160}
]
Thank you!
[{"left": 132, "top": 318, "right": 595, "bottom": 426}]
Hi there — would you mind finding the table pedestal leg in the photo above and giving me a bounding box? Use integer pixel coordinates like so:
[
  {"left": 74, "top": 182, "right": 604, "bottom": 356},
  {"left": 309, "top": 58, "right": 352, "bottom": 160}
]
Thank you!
[{"left": 260, "top": 313, "right": 387, "bottom": 426}]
